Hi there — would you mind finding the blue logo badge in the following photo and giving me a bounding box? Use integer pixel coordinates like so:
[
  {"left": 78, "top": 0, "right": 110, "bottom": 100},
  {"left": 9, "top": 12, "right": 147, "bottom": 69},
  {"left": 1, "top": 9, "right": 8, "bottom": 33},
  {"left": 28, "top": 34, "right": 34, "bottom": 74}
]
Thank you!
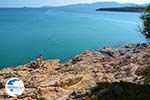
[{"left": 5, "top": 78, "right": 24, "bottom": 97}]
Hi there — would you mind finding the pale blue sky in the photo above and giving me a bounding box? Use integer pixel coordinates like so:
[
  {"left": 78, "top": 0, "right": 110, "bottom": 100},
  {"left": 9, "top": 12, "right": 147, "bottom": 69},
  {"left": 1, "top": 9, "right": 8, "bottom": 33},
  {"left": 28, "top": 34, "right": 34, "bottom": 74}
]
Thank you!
[{"left": 0, "top": 0, "right": 149, "bottom": 7}]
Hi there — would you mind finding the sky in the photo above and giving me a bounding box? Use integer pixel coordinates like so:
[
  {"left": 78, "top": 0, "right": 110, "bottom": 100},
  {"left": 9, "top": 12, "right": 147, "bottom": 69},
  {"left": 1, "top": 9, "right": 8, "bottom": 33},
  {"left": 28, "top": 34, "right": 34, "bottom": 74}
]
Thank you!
[{"left": 0, "top": 0, "right": 149, "bottom": 7}]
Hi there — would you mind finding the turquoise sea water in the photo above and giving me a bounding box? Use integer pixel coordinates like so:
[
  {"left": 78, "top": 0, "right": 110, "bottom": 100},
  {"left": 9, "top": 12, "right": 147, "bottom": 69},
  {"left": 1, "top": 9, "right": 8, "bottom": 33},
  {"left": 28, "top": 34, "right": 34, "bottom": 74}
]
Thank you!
[{"left": 0, "top": 8, "right": 146, "bottom": 69}]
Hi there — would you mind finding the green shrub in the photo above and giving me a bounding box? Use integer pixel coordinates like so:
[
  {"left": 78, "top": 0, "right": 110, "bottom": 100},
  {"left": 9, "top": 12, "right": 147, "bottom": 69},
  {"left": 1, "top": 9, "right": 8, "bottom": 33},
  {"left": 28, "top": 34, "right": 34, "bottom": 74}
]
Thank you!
[
  {"left": 141, "top": 4, "right": 150, "bottom": 38},
  {"left": 89, "top": 82, "right": 150, "bottom": 100},
  {"left": 90, "top": 95, "right": 98, "bottom": 100},
  {"left": 142, "top": 66, "right": 150, "bottom": 84}
]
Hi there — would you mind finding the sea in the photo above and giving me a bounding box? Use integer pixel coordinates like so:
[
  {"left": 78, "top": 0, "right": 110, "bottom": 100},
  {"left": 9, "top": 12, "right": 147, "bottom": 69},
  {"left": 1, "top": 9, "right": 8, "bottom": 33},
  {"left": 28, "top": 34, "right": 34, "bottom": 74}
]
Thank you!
[{"left": 0, "top": 8, "right": 146, "bottom": 69}]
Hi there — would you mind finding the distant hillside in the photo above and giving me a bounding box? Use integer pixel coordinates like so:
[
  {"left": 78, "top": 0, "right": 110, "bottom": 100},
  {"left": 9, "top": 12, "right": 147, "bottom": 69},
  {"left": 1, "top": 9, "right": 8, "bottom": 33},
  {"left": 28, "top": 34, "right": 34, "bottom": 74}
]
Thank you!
[
  {"left": 42, "top": 2, "right": 138, "bottom": 12},
  {"left": 96, "top": 6, "right": 146, "bottom": 12}
]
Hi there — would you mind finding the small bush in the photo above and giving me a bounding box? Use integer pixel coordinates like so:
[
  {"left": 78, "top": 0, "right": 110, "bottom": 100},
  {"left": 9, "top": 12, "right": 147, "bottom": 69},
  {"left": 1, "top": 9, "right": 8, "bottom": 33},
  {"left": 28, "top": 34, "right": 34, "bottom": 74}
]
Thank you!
[
  {"left": 142, "top": 66, "right": 150, "bottom": 84},
  {"left": 89, "top": 82, "right": 150, "bottom": 100},
  {"left": 141, "top": 4, "right": 150, "bottom": 38}
]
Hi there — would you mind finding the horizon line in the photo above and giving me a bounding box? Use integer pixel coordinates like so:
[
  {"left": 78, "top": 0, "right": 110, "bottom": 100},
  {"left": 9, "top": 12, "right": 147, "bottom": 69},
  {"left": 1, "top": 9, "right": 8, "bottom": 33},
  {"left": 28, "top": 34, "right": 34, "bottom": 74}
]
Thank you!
[{"left": 0, "top": 1, "right": 148, "bottom": 8}]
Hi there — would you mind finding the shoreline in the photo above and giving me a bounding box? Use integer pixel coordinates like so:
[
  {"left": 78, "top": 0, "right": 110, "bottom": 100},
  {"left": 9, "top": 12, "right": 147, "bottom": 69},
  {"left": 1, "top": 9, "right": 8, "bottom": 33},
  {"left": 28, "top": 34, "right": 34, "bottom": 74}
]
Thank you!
[
  {"left": 0, "top": 43, "right": 150, "bottom": 99},
  {"left": 96, "top": 6, "right": 146, "bottom": 12},
  {"left": 0, "top": 42, "right": 146, "bottom": 70}
]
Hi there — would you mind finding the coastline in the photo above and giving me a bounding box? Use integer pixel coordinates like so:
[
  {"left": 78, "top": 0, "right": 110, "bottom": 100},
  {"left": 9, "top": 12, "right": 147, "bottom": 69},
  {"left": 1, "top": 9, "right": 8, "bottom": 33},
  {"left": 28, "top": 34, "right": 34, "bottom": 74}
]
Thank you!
[
  {"left": 0, "top": 43, "right": 150, "bottom": 99},
  {"left": 96, "top": 6, "right": 146, "bottom": 12}
]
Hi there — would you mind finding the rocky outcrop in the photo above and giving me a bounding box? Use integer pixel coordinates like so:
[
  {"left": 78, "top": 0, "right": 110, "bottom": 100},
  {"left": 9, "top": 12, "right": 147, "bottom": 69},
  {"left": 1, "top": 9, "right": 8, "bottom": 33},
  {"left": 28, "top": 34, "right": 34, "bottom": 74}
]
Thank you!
[{"left": 0, "top": 43, "right": 150, "bottom": 100}]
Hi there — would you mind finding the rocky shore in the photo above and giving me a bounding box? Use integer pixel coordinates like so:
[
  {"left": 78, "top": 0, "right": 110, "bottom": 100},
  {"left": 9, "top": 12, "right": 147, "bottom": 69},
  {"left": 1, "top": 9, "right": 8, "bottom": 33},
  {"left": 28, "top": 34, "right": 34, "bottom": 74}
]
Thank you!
[{"left": 0, "top": 43, "right": 150, "bottom": 100}]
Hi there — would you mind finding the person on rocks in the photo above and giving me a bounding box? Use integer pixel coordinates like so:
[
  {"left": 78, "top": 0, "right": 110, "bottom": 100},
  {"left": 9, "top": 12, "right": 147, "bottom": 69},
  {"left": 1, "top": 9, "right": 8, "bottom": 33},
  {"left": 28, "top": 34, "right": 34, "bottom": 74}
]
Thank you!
[{"left": 36, "top": 54, "right": 43, "bottom": 67}]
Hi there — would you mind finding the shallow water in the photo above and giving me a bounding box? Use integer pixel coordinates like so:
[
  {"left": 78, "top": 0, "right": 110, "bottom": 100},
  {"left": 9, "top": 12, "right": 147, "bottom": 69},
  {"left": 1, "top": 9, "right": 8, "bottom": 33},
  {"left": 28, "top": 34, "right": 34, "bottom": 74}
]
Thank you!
[{"left": 0, "top": 8, "right": 146, "bottom": 68}]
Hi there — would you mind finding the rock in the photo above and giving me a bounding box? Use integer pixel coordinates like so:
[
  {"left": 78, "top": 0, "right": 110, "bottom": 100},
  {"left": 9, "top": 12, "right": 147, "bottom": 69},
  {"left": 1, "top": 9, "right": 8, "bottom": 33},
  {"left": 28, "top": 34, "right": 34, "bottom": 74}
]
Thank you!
[
  {"left": 140, "top": 43, "right": 149, "bottom": 47},
  {"left": 119, "top": 49, "right": 127, "bottom": 55},
  {"left": 136, "top": 43, "right": 141, "bottom": 47},
  {"left": 100, "top": 47, "right": 113, "bottom": 52},
  {"left": 133, "top": 48, "right": 141, "bottom": 53},
  {"left": 124, "top": 53, "right": 132, "bottom": 59},
  {"left": 70, "top": 56, "right": 84, "bottom": 64},
  {"left": 114, "top": 72, "right": 123, "bottom": 79},
  {"left": 3, "top": 73, "right": 13, "bottom": 79},
  {"left": 125, "top": 44, "right": 137, "bottom": 48},
  {"left": 69, "top": 91, "right": 80, "bottom": 99},
  {"left": 100, "top": 47, "right": 121, "bottom": 58},
  {"left": 0, "top": 95, "right": 11, "bottom": 100},
  {"left": 29, "top": 61, "right": 38, "bottom": 69},
  {"left": 0, "top": 82, "right": 4, "bottom": 89},
  {"left": 103, "top": 64, "right": 114, "bottom": 73},
  {"left": 69, "top": 91, "right": 76, "bottom": 97}
]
